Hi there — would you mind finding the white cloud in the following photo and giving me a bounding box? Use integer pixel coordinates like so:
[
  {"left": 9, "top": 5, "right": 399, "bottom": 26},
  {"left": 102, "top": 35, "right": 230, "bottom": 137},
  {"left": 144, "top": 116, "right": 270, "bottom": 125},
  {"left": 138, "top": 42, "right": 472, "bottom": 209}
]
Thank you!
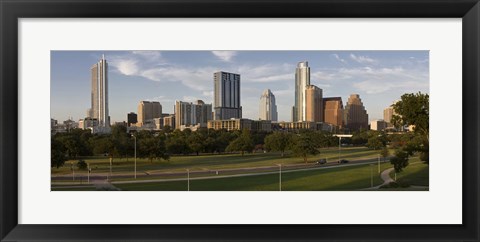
[
  {"left": 111, "top": 59, "right": 139, "bottom": 76},
  {"left": 350, "top": 53, "right": 377, "bottom": 64},
  {"left": 332, "top": 54, "right": 347, "bottom": 64},
  {"left": 211, "top": 51, "right": 237, "bottom": 62}
]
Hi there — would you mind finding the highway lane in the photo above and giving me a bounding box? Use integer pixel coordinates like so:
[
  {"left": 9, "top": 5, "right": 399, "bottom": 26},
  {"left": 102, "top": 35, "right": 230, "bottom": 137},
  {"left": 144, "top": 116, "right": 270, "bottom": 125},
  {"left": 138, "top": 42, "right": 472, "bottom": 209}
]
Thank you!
[{"left": 51, "top": 156, "right": 390, "bottom": 185}]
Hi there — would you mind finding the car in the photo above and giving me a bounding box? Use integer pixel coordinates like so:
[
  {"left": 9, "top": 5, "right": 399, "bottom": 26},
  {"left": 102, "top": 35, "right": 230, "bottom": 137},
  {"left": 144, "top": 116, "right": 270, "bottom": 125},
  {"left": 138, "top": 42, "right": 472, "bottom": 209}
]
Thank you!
[
  {"left": 338, "top": 159, "right": 349, "bottom": 164},
  {"left": 316, "top": 159, "right": 327, "bottom": 165}
]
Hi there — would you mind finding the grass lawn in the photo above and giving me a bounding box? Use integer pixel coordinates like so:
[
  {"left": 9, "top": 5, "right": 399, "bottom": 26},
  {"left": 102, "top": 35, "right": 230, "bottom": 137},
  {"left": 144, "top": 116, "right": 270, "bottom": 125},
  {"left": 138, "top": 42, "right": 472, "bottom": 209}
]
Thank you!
[
  {"left": 116, "top": 162, "right": 392, "bottom": 191},
  {"left": 51, "top": 186, "right": 97, "bottom": 191},
  {"left": 52, "top": 147, "right": 391, "bottom": 176},
  {"left": 391, "top": 158, "right": 429, "bottom": 187}
]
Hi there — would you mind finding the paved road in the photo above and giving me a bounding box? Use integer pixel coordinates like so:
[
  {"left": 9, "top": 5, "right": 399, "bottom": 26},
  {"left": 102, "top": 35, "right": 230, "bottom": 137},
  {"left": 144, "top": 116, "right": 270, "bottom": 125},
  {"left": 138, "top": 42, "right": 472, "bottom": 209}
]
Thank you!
[{"left": 52, "top": 157, "right": 390, "bottom": 186}]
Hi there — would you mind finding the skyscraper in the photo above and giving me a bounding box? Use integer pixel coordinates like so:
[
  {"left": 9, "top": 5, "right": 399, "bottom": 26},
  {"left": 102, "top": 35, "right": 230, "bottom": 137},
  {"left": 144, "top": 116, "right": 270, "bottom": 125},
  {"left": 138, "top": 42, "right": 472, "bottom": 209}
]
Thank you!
[
  {"left": 259, "top": 89, "right": 278, "bottom": 121},
  {"left": 292, "top": 61, "right": 310, "bottom": 122},
  {"left": 344, "top": 94, "right": 369, "bottom": 131},
  {"left": 323, "top": 97, "right": 344, "bottom": 127},
  {"left": 214, "top": 71, "right": 242, "bottom": 120},
  {"left": 305, "top": 85, "right": 323, "bottom": 122},
  {"left": 137, "top": 101, "right": 162, "bottom": 126},
  {"left": 175, "top": 100, "right": 212, "bottom": 130},
  {"left": 90, "top": 54, "right": 110, "bottom": 129},
  {"left": 127, "top": 112, "right": 137, "bottom": 127}
]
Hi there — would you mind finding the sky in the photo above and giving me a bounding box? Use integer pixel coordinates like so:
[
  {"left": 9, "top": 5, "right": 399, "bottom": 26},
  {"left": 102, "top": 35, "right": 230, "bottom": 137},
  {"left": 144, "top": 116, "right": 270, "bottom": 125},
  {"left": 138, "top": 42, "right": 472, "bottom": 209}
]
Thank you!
[{"left": 51, "top": 50, "right": 429, "bottom": 123}]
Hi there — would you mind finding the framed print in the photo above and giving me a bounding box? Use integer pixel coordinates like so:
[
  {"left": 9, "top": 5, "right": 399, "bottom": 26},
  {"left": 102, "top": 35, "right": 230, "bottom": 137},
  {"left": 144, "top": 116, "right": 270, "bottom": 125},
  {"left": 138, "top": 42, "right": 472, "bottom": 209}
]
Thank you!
[{"left": 1, "top": 0, "right": 479, "bottom": 241}]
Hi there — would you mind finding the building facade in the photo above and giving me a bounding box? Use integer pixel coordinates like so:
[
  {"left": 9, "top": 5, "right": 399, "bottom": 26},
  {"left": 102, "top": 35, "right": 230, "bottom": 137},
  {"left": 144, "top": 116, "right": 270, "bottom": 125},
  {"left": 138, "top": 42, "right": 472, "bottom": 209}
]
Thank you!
[
  {"left": 89, "top": 55, "right": 110, "bottom": 130},
  {"left": 292, "top": 61, "right": 310, "bottom": 122},
  {"left": 175, "top": 100, "right": 212, "bottom": 130},
  {"left": 323, "top": 97, "right": 344, "bottom": 128},
  {"left": 208, "top": 119, "right": 271, "bottom": 132},
  {"left": 259, "top": 89, "right": 278, "bottom": 121},
  {"left": 276, "top": 121, "right": 334, "bottom": 132},
  {"left": 163, "top": 114, "right": 176, "bottom": 129},
  {"left": 214, "top": 71, "right": 242, "bottom": 120},
  {"left": 370, "top": 120, "right": 387, "bottom": 131},
  {"left": 344, "top": 94, "right": 369, "bottom": 131},
  {"left": 305, "top": 85, "right": 323, "bottom": 122},
  {"left": 127, "top": 112, "right": 137, "bottom": 127},
  {"left": 137, "top": 101, "right": 162, "bottom": 127}
]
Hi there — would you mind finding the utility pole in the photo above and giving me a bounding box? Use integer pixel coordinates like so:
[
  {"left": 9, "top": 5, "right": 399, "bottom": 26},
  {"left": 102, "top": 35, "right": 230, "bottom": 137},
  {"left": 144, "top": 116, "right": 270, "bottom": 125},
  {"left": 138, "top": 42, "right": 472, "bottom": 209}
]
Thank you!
[{"left": 187, "top": 169, "right": 190, "bottom": 191}]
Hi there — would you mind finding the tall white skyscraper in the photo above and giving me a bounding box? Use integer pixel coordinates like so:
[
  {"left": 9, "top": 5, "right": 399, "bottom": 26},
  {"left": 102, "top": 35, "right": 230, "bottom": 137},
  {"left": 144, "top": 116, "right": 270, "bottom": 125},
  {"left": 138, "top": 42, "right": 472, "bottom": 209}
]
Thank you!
[
  {"left": 90, "top": 55, "right": 110, "bottom": 129},
  {"left": 214, "top": 71, "right": 242, "bottom": 120},
  {"left": 259, "top": 89, "right": 278, "bottom": 121},
  {"left": 292, "top": 61, "right": 310, "bottom": 122}
]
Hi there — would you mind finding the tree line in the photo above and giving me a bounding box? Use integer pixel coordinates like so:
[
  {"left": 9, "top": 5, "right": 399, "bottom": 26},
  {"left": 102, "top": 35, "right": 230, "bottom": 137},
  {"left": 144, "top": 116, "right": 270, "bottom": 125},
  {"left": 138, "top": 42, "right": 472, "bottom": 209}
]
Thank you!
[{"left": 52, "top": 92, "right": 429, "bottom": 173}]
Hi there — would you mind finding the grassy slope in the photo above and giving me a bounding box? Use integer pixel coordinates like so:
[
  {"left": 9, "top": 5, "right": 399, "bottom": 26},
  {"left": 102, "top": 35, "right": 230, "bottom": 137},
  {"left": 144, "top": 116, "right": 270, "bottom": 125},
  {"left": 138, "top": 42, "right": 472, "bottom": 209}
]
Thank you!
[
  {"left": 52, "top": 147, "right": 388, "bottom": 176},
  {"left": 116, "top": 162, "right": 392, "bottom": 191}
]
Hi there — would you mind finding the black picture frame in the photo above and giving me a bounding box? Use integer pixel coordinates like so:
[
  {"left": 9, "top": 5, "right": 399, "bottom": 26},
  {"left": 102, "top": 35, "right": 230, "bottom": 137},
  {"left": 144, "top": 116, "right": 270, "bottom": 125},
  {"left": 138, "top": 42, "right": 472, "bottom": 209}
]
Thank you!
[{"left": 1, "top": 0, "right": 479, "bottom": 241}]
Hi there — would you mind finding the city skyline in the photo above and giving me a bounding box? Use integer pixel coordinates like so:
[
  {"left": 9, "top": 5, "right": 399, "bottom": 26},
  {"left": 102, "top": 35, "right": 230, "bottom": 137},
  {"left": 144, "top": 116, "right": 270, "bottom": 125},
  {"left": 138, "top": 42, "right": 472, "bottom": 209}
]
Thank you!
[{"left": 51, "top": 50, "right": 429, "bottom": 123}]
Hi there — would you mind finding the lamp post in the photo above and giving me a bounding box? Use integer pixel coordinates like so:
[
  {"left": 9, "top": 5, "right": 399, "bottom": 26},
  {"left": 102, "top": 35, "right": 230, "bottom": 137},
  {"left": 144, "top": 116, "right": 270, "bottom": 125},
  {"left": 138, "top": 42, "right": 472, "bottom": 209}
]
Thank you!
[
  {"left": 133, "top": 134, "right": 137, "bottom": 180},
  {"left": 71, "top": 161, "right": 75, "bottom": 181},
  {"left": 338, "top": 136, "right": 341, "bottom": 162},
  {"left": 378, "top": 154, "right": 381, "bottom": 174},
  {"left": 277, "top": 164, "right": 282, "bottom": 191},
  {"left": 87, "top": 162, "right": 90, "bottom": 184},
  {"left": 187, "top": 169, "right": 190, "bottom": 191},
  {"left": 370, "top": 164, "right": 373, "bottom": 188}
]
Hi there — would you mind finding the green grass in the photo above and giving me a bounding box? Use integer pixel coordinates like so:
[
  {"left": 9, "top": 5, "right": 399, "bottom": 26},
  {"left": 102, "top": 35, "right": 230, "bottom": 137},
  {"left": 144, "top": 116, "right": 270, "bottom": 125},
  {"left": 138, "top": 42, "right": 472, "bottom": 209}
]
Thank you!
[
  {"left": 391, "top": 158, "right": 429, "bottom": 187},
  {"left": 116, "top": 162, "right": 392, "bottom": 191},
  {"left": 52, "top": 147, "right": 391, "bottom": 176},
  {"left": 51, "top": 186, "right": 96, "bottom": 191}
]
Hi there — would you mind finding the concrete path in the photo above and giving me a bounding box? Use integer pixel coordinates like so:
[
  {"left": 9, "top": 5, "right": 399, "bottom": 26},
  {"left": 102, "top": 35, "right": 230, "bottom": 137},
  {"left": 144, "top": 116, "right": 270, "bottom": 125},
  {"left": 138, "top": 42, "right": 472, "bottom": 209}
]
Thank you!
[
  {"left": 92, "top": 180, "right": 121, "bottom": 191},
  {"left": 360, "top": 167, "right": 394, "bottom": 190}
]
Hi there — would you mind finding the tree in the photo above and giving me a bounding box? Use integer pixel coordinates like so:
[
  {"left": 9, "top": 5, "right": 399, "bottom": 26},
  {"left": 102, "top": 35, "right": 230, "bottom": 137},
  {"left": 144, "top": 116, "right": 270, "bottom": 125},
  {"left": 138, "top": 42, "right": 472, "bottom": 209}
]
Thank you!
[
  {"left": 390, "top": 149, "right": 409, "bottom": 172},
  {"left": 264, "top": 132, "right": 293, "bottom": 157},
  {"left": 77, "top": 160, "right": 88, "bottom": 170},
  {"left": 380, "top": 147, "right": 390, "bottom": 162},
  {"left": 188, "top": 131, "right": 205, "bottom": 155},
  {"left": 138, "top": 131, "right": 169, "bottom": 162},
  {"left": 166, "top": 130, "right": 191, "bottom": 155},
  {"left": 291, "top": 132, "right": 319, "bottom": 163},
  {"left": 391, "top": 92, "right": 429, "bottom": 165},
  {"left": 51, "top": 137, "right": 67, "bottom": 168},
  {"left": 226, "top": 129, "right": 254, "bottom": 156}
]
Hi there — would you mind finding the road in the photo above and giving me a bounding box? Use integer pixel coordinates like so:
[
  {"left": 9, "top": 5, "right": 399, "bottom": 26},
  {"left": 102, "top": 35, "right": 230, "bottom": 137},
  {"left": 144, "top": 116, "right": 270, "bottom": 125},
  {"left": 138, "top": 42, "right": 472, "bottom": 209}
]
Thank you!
[{"left": 51, "top": 156, "right": 390, "bottom": 185}]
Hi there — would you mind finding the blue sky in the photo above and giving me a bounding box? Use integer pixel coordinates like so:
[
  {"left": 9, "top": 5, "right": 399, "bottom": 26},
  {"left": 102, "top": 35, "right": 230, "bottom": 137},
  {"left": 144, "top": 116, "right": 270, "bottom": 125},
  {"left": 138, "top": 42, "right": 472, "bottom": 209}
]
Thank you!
[{"left": 51, "top": 50, "right": 429, "bottom": 123}]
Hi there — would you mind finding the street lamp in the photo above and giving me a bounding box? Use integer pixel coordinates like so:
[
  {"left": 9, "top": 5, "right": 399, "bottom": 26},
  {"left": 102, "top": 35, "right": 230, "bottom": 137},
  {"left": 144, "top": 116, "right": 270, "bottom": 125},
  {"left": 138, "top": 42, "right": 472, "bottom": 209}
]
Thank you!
[
  {"left": 378, "top": 154, "right": 381, "bottom": 174},
  {"left": 87, "top": 162, "right": 90, "bottom": 184},
  {"left": 277, "top": 164, "right": 282, "bottom": 191},
  {"left": 338, "top": 136, "right": 342, "bottom": 162},
  {"left": 187, "top": 169, "right": 190, "bottom": 191},
  {"left": 133, "top": 134, "right": 137, "bottom": 179},
  {"left": 370, "top": 164, "right": 373, "bottom": 188},
  {"left": 71, "top": 161, "right": 75, "bottom": 181}
]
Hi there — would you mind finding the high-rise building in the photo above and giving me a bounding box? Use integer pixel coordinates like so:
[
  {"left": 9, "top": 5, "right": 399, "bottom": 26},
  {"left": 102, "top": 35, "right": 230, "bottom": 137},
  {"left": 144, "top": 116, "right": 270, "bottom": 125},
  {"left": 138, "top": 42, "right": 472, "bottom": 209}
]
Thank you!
[
  {"left": 292, "top": 61, "right": 310, "bottom": 122},
  {"left": 214, "top": 71, "right": 242, "bottom": 120},
  {"left": 175, "top": 100, "right": 212, "bottom": 130},
  {"left": 163, "top": 114, "right": 176, "bottom": 129},
  {"left": 137, "top": 101, "right": 162, "bottom": 126},
  {"left": 344, "top": 94, "right": 369, "bottom": 131},
  {"left": 383, "top": 106, "right": 394, "bottom": 124},
  {"left": 305, "top": 85, "right": 323, "bottom": 122},
  {"left": 127, "top": 112, "right": 137, "bottom": 127},
  {"left": 259, "top": 89, "right": 278, "bottom": 121},
  {"left": 323, "top": 97, "right": 344, "bottom": 128},
  {"left": 370, "top": 120, "right": 387, "bottom": 131},
  {"left": 90, "top": 55, "right": 110, "bottom": 129}
]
